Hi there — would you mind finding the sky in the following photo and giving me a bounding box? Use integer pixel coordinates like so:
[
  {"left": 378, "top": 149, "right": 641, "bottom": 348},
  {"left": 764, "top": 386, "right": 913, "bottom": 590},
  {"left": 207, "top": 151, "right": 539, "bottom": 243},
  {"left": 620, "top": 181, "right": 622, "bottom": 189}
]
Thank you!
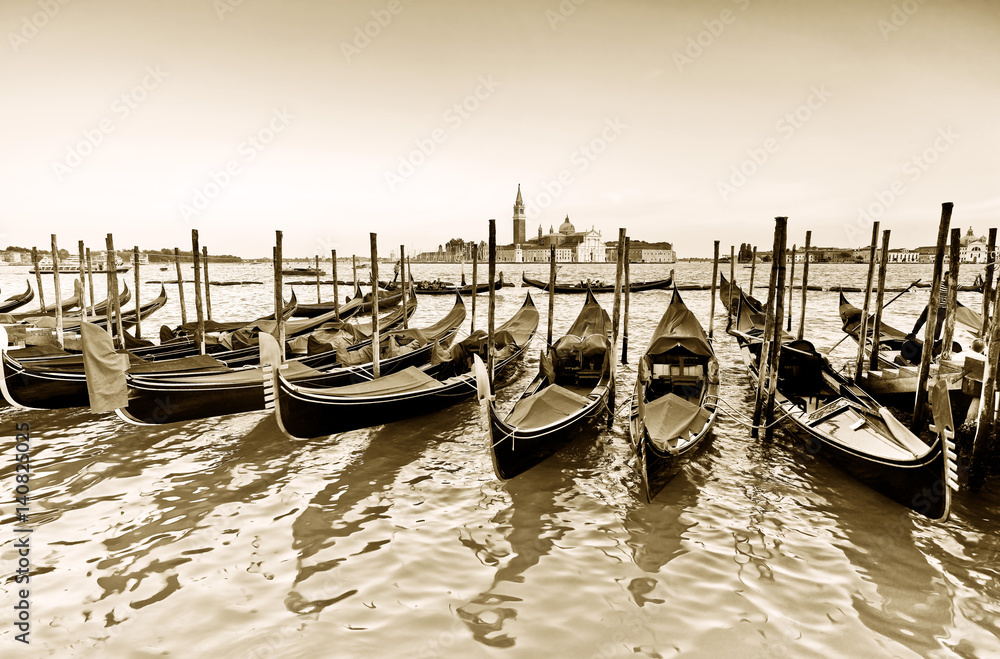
[{"left": 1, "top": 0, "right": 998, "bottom": 258}]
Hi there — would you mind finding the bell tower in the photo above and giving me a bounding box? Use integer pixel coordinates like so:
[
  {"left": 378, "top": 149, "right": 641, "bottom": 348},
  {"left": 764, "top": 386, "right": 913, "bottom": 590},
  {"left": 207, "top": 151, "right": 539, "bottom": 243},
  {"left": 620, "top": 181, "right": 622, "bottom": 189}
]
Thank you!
[{"left": 513, "top": 184, "right": 526, "bottom": 246}]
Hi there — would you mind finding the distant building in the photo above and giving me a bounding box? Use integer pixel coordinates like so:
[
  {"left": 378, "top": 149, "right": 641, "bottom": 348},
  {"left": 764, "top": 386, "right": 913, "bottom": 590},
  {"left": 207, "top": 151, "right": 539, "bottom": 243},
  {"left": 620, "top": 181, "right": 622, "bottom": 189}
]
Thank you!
[
  {"left": 888, "top": 248, "right": 919, "bottom": 263},
  {"left": 605, "top": 240, "right": 676, "bottom": 263},
  {"left": 497, "top": 186, "right": 604, "bottom": 262}
]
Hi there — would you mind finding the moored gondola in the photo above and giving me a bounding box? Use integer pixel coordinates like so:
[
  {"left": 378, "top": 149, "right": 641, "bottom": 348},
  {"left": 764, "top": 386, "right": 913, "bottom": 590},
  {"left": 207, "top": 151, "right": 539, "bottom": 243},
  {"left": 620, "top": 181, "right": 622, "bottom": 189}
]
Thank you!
[
  {"left": 413, "top": 272, "right": 504, "bottom": 295},
  {"left": 0, "top": 282, "right": 35, "bottom": 314},
  {"left": 483, "top": 288, "right": 613, "bottom": 480},
  {"left": 729, "top": 292, "right": 953, "bottom": 521},
  {"left": 521, "top": 272, "right": 672, "bottom": 294},
  {"left": 264, "top": 292, "right": 538, "bottom": 438},
  {"left": 629, "top": 286, "right": 719, "bottom": 501}
]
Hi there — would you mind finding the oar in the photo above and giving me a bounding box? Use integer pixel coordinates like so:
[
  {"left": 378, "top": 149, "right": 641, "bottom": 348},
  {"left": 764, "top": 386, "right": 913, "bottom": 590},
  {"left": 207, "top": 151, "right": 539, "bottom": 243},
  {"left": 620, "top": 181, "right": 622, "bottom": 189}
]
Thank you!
[{"left": 823, "top": 279, "right": 921, "bottom": 354}]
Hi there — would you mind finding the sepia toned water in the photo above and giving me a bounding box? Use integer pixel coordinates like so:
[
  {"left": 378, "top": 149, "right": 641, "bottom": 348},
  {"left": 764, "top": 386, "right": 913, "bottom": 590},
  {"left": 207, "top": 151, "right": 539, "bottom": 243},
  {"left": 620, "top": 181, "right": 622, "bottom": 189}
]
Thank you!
[{"left": 2, "top": 261, "right": 1000, "bottom": 658}]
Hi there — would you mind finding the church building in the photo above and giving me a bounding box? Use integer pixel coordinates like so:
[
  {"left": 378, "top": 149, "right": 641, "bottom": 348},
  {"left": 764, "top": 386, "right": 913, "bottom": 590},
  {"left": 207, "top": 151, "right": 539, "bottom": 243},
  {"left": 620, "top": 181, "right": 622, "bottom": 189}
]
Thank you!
[{"left": 497, "top": 185, "right": 604, "bottom": 263}]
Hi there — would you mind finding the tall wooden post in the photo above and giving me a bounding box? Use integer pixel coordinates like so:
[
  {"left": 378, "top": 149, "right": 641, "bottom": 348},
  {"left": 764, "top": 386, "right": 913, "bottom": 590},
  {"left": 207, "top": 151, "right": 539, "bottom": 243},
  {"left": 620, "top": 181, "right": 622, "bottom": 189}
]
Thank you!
[
  {"left": 133, "top": 246, "right": 142, "bottom": 338},
  {"left": 104, "top": 244, "right": 114, "bottom": 336},
  {"left": 797, "top": 232, "right": 811, "bottom": 341},
  {"left": 982, "top": 228, "right": 997, "bottom": 336},
  {"left": 85, "top": 248, "right": 96, "bottom": 316},
  {"left": 174, "top": 247, "right": 187, "bottom": 326},
  {"left": 912, "top": 202, "right": 953, "bottom": 431},
  {"left": 399, "top": 245, "right": 408, "bottom": 329},
  {"left": 315, "top": 255, "right": 322, "bottom": 302},
  {"left": 940, "top": 228, "right": 962, "bottom": 362},
  {"left": 854, "top": 223, "right": 880, "bottom": 383},
  {"left": 106, "top": 235, "right": 125, "bottom": 347},
  {"left": 622, "top": 237, "right": 631, "bottom": 364},
  {"left": 31, "top": 247, "right": 45, "bottom": 312},
  {"left": 471, "top": 247, "right": 479, "bottom": 332},
  {"left": 202, "top": 246, "right": 212, "bottom": 321},
  {"left": 77, "top": 241, "right": 87, "bottom": 323},
  {"left": 369, "top": 234, "right": 380, "bottom": 379},
  {"left": 274, "top": 231, "right": 285, "bottom": 358},
  {"left": 764, "top": 219, "right": 788, "bottom": 441},
  {"left": 352, "top": 255, "right": 358, "bottom": 289},
  {"left": 972, "top": 280, "right": 1000, "bottom": 489},
  {"left": 331, "top": 250, "right": 340, "bottom": 319},
  {"left": 786, "top": 246, "right": 796, "bottom": 332},
  {"left": 547, "top": 246, "right": 556, "bottom": 346},
  {"left": 51, "top": 235, "right": 64, "bottom": 349},
  {"left": 192, "top": 230, "right": 206, "bottom": 355},
  {"left": 729, "top": 245, "right": 736, "bottom": 315},
  {"left": 708, "top": 240, "right": 720, "bottom": 338},
  {"left": 612, "top": 228, "right": 626, "bottom": 346},
  {"left": 869, "top": 230, "right": 891, "bottom": 371},
  {"left": 488, "top": 220, "right": 497, "bottom": 387},
  {"left": 748, "top": 246, "right": 757, "bottom": 296},
  {"left": 752, "top": 218, "right": 786, "bottom": 438}
]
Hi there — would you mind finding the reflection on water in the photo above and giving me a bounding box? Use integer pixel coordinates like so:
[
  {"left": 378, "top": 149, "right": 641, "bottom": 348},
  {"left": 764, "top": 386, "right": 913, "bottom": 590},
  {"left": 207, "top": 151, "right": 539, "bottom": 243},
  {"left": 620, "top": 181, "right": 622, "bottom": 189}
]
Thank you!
[{"left": 2, "top": 262, "right": 1000, "bottom": 656}]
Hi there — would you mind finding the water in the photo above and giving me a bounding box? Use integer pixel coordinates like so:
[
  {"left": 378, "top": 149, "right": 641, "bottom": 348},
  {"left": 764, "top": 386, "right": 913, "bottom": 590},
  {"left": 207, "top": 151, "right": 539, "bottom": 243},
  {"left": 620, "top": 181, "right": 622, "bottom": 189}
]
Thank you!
[{"left": 2, "top": 261, "right": 1000, "bottom": 658}]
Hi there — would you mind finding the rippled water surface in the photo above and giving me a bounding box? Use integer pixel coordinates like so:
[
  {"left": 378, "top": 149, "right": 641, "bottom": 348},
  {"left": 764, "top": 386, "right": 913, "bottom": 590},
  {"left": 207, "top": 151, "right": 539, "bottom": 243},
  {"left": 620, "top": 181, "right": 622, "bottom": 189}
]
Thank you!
[{"left": 2, "top": 261, "right": 1000, "bottom": 658}]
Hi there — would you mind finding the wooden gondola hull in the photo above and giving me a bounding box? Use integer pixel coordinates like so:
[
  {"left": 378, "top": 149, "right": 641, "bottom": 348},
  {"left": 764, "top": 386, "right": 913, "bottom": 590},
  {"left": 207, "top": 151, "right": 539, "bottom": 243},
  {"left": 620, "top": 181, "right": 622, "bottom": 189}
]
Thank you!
[
  {"left": 633, "top": 402, "right": 717, "bottom": 502},
  {"left": 777, "top": 409, "right": 950, "bottom": 520},
  {"left": 521, "top": 273, "right": 671, "bottom": 294},
  {"left": 123, "top": 329, "right": 457, "bottom": 424},
  {"left": 1, "top": 355, "right": 89, "bottom": 409},
  {"left": 413, "top": 276, "right": 504, "bottom": 296},
  {"left": 488, "top": 383, "right": 611, "bottom": 480},
  {"left": 0, "top": 283, "right": 35, "bottom": 314}
]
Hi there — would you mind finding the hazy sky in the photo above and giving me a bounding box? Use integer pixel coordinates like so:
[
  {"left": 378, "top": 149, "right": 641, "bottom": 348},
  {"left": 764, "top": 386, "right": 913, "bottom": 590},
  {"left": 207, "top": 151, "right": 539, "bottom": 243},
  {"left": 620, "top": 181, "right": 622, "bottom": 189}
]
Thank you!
[{"left": 2, "top": 0, "right": 998, "bottom": 258}]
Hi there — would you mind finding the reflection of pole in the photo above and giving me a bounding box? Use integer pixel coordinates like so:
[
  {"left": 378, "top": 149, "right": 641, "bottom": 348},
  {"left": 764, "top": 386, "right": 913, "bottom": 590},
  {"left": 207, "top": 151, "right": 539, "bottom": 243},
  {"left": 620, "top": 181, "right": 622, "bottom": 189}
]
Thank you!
[
  {"left": 729, "top": 245, "right": 735, "bottom": 316},
  {"left": 912, "top": 202, "right": 952, "bottom": 432}
]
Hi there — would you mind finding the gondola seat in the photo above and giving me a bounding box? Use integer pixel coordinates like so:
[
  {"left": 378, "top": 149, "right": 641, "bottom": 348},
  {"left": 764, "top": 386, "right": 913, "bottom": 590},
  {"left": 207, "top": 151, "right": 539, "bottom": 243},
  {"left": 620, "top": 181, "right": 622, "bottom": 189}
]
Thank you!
[
  {"left": 779, "top": 340, "right": 828, "bottom": 409},
  {"left": 553, "top": 333, "right": 607, "bottom": 385}
]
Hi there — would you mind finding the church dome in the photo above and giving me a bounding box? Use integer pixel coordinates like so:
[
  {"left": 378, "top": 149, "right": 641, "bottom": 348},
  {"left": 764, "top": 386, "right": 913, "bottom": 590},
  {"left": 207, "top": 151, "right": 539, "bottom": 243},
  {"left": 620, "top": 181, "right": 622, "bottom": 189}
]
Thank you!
[{"left": 559, "top": 215, "right": 575, "bottom": 234}]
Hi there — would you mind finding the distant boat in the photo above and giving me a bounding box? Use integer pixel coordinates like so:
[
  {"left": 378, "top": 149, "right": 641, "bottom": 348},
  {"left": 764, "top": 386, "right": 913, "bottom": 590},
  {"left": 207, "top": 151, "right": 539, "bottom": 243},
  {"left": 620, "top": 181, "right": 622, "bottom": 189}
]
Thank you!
[
  {"left": 521, "top": 272, "right": 672, "bottom": 294},
  {"left": 30, "top": 255, "right": 129, "bottom": 275},
  {"left": 282, "top": 267, "right": 325, "bottom": 276}
]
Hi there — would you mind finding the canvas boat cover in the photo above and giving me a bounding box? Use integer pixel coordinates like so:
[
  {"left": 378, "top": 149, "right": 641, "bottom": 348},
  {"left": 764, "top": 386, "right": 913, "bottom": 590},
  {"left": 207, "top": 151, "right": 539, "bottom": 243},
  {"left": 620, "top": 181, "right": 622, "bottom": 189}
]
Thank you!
[
  {"left": 505, "top": 384, "right": 591, "bottom": 429},
  {"left": 80, "top": 321, "right": 129, "bottom": 413},
  {"left": 127, "top": 354, "right": 230, "bottom": 375},
  {"left": 302, "top": 365, "right": 441, "bottom": 398},
  {"left": 142, "top": 359, "right": 322, "bottom": 385},
  {"left": 642, "top": 392, "right": 711, "bottom": 451},
  {"left": 566, "top": 291, "right": 610, "bottom": 339},
  {"left": 646, "top": 289, "right": 713, "bottom": 358}
]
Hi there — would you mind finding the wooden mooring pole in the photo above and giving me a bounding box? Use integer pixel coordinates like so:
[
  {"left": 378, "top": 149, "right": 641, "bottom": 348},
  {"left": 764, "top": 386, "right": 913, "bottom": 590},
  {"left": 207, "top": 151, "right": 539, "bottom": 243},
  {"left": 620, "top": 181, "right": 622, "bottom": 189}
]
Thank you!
[
  {"left": 315, "top": 255, "right": 322, "bottom": 303},
  {"left": 982, "top": 228, "right": 997, "bottom": 336},
  {"left": 547, "top": 245, "right": 556, "bottom": 347},
  {"left": 31, "top": 247, "right": 45, "bottom": 312},
  {"left": 399, "top": 245, "right": 408, "bottom": 329},
  {"left": 729, "top": 245, "right": 736, "bottom": 316},
  {"left": 369, "top": 233, "right": 380, "bottom": 379},
  {"left": 971, "top": 276, "right": 1000, "bottom": 489},
  {"left": 708, "top": 240, "right": 720, "bottom": 338},
  {"left": 748, "top": 246, "right": 757, "bottom": 297},
  {"left": 274, "top": 231, "right": 285, "bottom": 358},
  {"left": 487, "top": 219, "right": 496, "bottom": 388},
  {"left": 940, "top": 229, "right": 962, "bottom": 363},
  {"left": 133, "top": 246, "right": 142, "bottom": 338},
  {"left": 869, "top": 230, "right": 891, "bottom": 371},
  {"left": 332, "top": 250, "right": 339, "bottom": 319},
  {"left": 786, "top": 245, "right": 796, "bottom": 332},
  {"left": 85, "top": 248, "right": 96, "bottom": 316},
  {"left": 51, "top": 235, "right": 63, "bottom": 349},
  {"left": 752, "top": 218, "right": 786, "bottom": 439},
  {"left": 797, "top": 232, "right": 811, "bottom": 341},
  {"left": 202, "top": 246, "right": 212, "bottom": 321},
  {"left": 763, "top": 219, "right": 788, "bottom": 441},
  {"left": 612, "top": 228, "right": 626, "bottom": 348},
  {"left": 854, "top": 222, "right": 880, "bottom": 384},
  {"left": 106, "top": 235, "right": 125, "bottom": 348},
  {"left": 192, "top": 231, "right": 205, "bottom": 355},
  {"left": 471, "top": 246, "right": 479, "bottom": 332},
  {"left": 912, "top": 202, "right": 953, "bottom": 432},
  {"left": 622, "top": 236, "right": 631, "bottom": 364},
  {"left": 174, "top": 247, "right": 187, "bottom": 326},
  {"left": 78, "top": 241, "right": 87, "bottom": 323}
]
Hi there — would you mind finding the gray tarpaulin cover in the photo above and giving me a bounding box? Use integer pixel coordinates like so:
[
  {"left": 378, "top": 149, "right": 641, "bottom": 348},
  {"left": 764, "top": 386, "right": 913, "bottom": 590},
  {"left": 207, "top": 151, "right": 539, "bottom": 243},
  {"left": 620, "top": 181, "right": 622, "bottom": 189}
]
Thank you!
[{"left": 80, "top": 321, "right": 129, "bottom": 413}]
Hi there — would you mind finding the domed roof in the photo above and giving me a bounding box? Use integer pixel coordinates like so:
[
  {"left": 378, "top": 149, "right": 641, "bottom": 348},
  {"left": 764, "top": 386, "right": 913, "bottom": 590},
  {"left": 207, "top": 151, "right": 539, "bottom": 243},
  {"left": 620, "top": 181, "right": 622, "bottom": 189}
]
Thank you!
[{"left": 559, "top": 215, "right": 575, "bottom": 234}]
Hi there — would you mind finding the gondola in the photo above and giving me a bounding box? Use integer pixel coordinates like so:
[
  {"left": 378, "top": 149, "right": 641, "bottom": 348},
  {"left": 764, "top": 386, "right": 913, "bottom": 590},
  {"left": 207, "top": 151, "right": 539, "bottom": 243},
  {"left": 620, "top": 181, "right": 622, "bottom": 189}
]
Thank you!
[
  {"left": 291, "top": 282, "right": 402, "bottom": 319},
  {"left": 0, "top": 282, "right": 34, "bottom": 314},
  {"left": 483, "top": 288, "right": 614, "bottom": 480},
  {"left": 263, "top": 293, "right": 538, "bottom": 438},
  {"left": 521, "top": 272, "right": 671, "bottom": 294},
  {"left": 0, "top": 292, "right": 417, "bottom": 411},
  {"left": 728, "top": 291, "right": 953, "bottom": 521},
  {"left": 40, "top": 285, "right": 167, "bottom": 333},
  {"left": 117, "top": 293, "right": 466, "bottom": 425},
  {"left": 837, "top": 291, "right": 969, "bottom": 405},
  {"left": 629, "top": 286, "right": 719, "bottom": 501},
  {"left": 281, "top": 267, "right": 325, "bottom": 276},
  {"left": 413, "top": 272, "right": 505, "bottom": 295},
  {"left": 7, "top": 279, "right": 84, "bottom": 319},
  {"left": 718, "top": 272, "right": 762, "bottom": 314}
]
